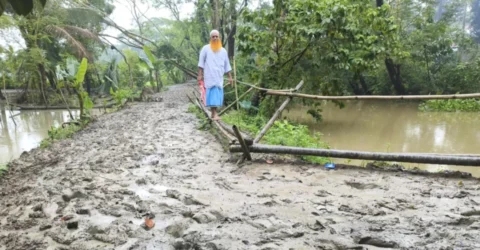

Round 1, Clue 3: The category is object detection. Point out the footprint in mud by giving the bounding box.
[345,181,380,190]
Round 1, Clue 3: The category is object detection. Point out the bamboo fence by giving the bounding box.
[191,78,480,167]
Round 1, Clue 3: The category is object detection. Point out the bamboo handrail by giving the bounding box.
[233,79,295,92]
[266,91,480,101]
[230,144,480,167]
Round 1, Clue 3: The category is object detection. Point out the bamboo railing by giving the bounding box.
[192,78,480,167]
[266,91,480,101]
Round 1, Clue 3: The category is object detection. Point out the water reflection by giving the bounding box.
[0,106,81,164]
[285,100,480,176]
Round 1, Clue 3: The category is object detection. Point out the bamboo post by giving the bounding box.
[254,80,304,143]
[233,56,239,111]
[229,144,480,166]
[233,125,252,161]
[265,91,480,101]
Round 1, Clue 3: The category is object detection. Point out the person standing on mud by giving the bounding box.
[197,29,233,120]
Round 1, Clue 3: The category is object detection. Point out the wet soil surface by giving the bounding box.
[1,82,480,250]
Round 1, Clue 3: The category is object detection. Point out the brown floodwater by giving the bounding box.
[285,100,480,177]
[0,106,101,165]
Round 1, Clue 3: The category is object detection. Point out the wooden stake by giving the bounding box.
[254,80,304,143]
[230,144,480,166]
[233,125,252,161]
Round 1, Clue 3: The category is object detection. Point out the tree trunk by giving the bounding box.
[384,58,406,95]
[359,74,371,95]
[210,0,220,29]
[85,72,92,95]
[154,70,161,92]
[227,0,237,59]
[47,70,57,90]
[38,64,49,105]
[349,80,362,95]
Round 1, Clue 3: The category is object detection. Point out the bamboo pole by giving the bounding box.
[218,86,255,116]
[233,56,239,111]
[191,90,253,144]
[233,125,252,161]
[191,94,237,142]
[266,91,480,101]
[229,144,480,166]
[235,80,294,92]
[254,80,304,143]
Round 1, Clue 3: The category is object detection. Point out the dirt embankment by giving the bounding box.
[1,83,479,250]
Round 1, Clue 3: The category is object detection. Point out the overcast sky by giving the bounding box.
[0,0,266,51]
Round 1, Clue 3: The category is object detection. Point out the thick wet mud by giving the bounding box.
[1,83,479,250]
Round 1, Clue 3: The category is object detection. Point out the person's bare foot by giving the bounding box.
[212,116,221,121]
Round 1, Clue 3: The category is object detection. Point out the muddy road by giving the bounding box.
[1,83,479,250]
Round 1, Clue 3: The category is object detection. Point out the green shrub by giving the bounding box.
[0,164,7,176]
[222,111,330,164]
[40,123,83,149]
[419,99,480,112]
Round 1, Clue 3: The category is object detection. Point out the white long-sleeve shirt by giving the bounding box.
[198,45,232,89]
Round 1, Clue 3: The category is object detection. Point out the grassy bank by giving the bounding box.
[188,106,330,164]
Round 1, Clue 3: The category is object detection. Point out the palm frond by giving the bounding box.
[61,25,103,44]
[45,25,92,60]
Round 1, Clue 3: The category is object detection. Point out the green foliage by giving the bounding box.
[0,163,7,176]
[222,111,330,164]
[40,123,83,148]
[419,99,480,112]
[109,87,138,106]
[74,58,88,87]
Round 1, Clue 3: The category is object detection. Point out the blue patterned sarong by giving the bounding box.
[206,86,223,107]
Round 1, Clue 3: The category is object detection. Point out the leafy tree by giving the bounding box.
[0,0,46,16]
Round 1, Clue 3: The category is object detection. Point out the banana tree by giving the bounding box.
[143,46,163,92]
[57,57,93,119]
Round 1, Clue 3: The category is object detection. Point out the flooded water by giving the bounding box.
[285,100,480,177]
[0,106,82,165]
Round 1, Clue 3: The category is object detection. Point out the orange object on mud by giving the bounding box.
[145,217,155,229]
[198,80,206,105]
